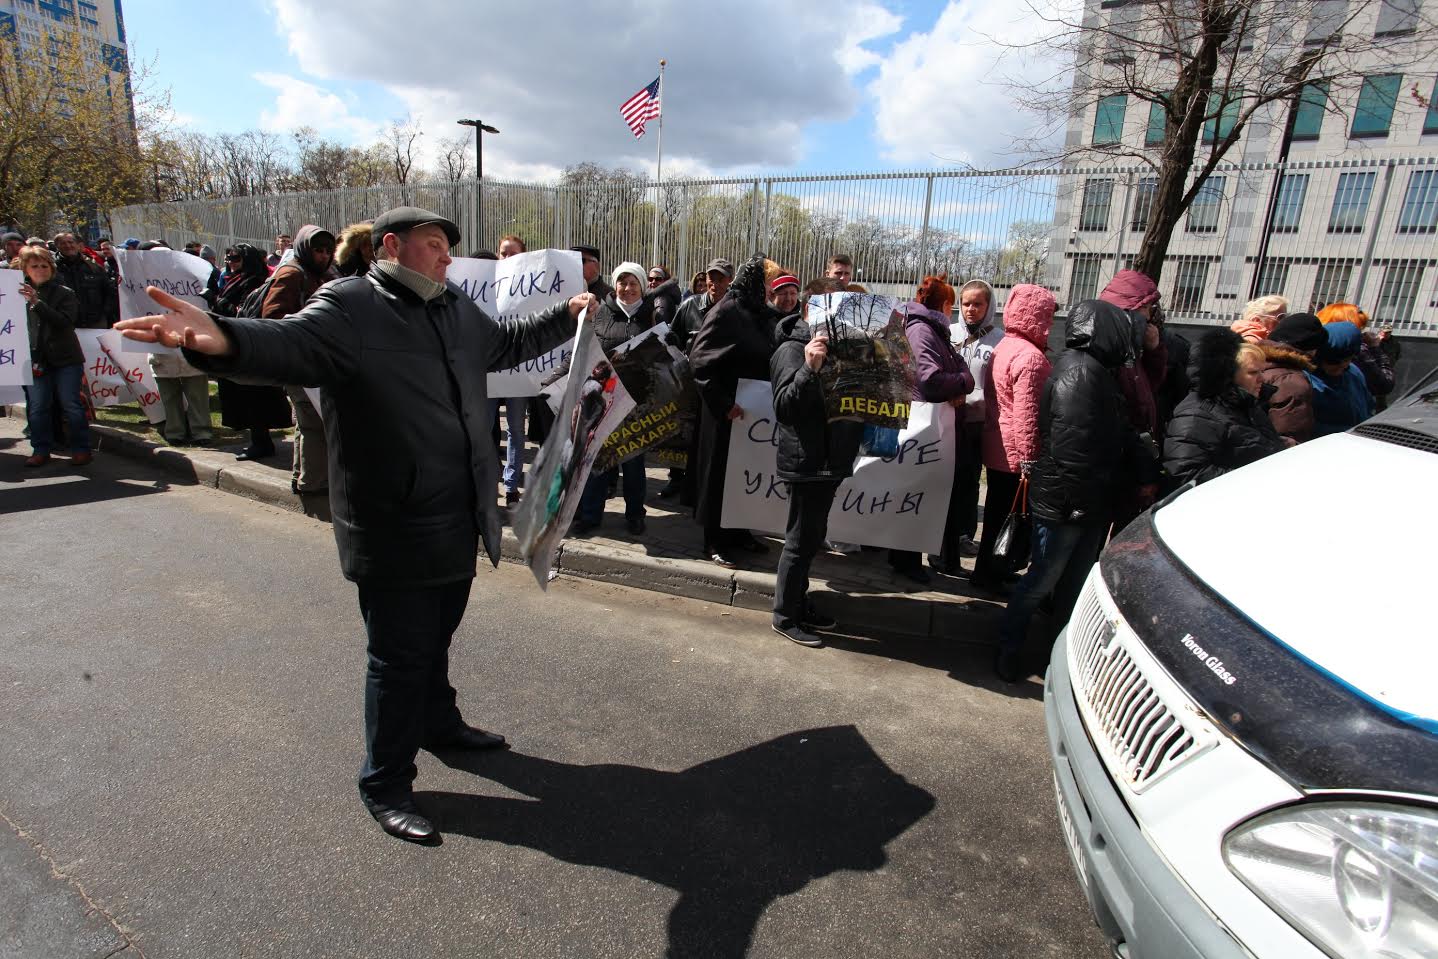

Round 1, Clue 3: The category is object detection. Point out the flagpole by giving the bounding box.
[652,58,665,268]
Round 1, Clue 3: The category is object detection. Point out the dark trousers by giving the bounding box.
[955,424,983,539]
[773,481,839,628]
[998,518,1108,657]
[973,468,1028,583]
[356,578,473,806]
[579,454,647,524]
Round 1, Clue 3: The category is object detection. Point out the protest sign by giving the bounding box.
[592,322,693,474]
[114,249,212,356]
[511,313,635,588]
[804,292,915,430]
[447,249,584,397]
[0,270,32,386]
[0,385,24,405]
[720,378,955,553]
[76,329,165,424]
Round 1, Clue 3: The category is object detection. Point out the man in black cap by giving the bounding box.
[117,205,596,844]
[571,244,613,301]
[659,257,733,499]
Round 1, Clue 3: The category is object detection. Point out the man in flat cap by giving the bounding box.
[118,206,596,844]
[571,244,613,302]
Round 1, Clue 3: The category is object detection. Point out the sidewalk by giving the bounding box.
[8,410,1006,643]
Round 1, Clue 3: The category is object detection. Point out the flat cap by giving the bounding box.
[372,206,460,247]
[570,244,601,261]
[705,257,734,278]
[1,231,23,243]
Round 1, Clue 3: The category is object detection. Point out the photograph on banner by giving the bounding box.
[447,249,584,397]
[720,378,955,554]
[0,269,33,386]
[511,318,635,588]
[113,249,213,356]
[591,322,694,474]
[76,329,166,423]
[803,292,915,430]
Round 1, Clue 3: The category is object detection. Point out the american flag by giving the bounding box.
[620,78,661,139]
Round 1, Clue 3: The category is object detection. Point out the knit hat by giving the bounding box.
[123,237,141,249]
[1318,320,1362,363]
[611,261,646,291]
[1268,312,1326,353]
[769,274,799,294]
[915,275,955,315]
[1099,269,1161,311]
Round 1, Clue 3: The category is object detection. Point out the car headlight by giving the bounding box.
[1224,802,1438,958]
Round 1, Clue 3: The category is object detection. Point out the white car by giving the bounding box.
[1045,382,1438,959]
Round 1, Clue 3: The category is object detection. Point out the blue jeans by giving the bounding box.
[26,363,89,456]
[488,397,527,492]
[356,578,472,806]
[998,517,1108,656]
[579,455,647,524]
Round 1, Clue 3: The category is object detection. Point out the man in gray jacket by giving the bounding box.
[118,207,595,844]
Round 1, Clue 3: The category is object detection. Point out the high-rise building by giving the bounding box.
[1,0,134,129]
[1047,0,1438,331]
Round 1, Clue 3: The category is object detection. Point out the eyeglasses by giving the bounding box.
[648,275,664,282]
[226,254,242,262]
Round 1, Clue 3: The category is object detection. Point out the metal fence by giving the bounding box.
[109,153,1438,334]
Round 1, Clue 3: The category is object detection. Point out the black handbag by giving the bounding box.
[992,476,1029,563]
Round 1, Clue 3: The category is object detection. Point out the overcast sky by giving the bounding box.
[128,0,1063,181]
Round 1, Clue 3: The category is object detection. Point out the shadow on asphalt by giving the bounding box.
[0,447,182,514]
[820,628,1046,702]
[422,725,935,959]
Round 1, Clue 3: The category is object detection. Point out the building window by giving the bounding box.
[1291,82,1328,140]
[1396,170,1438,234]
[1254,261,1290,297]
[1304,0,1346,45]
[1271,174,1309,233]
[1351,75,1401,138]
[1145,96,1168,146]
[1374,261,1425,325]
[1310,261,1354,312]
[1328,172,1376,233]
[1374,0,1419,36]
[1131,178,1157,231]
[1093,95,1127,145]
[1172,260,1209,312]
[1186,176,1225,233]
[1426,78,1438,135]
[1069,255,1104,304]
[1079,178,1114,231]
[1202,92,1242,145]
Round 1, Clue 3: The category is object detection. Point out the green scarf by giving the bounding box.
[372,258,446,302]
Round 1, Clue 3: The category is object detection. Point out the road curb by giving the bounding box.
[8,410,993,641]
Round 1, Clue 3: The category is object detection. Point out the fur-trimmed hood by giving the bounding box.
[1259,339,1315,373]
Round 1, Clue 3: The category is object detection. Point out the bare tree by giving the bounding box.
[1006,0,1436,280]
[436,134,472,183]
[384,116,423,189]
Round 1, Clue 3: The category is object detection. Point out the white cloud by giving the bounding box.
[869,0,1071,167]
[267,0,902,178]
[253,72,382,143]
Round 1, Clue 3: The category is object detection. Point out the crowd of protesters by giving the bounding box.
[6,223,1398,681]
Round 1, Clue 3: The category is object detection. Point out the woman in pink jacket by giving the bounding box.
[972,284,1057,592]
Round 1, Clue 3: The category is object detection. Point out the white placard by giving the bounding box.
[114,249,212,355]
[76,328,165,424]
[720,378,957,553]
[447,249,584,397]
[0,270,33,386]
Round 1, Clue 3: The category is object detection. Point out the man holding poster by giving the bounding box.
[116,206,595,845]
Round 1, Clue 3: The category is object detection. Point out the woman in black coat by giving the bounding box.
[18,245,90,466]
[1162,328,1287,492]
[211,243,292,459]
[687,254,776,567]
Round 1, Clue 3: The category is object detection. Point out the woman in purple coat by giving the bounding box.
[888,275,974,584]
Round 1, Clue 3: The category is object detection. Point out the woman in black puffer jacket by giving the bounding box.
[1162,327,1287,493]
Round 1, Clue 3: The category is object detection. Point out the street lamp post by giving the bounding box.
[456,118,499,247]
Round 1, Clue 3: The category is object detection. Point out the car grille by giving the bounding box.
[1068,575,1205,793]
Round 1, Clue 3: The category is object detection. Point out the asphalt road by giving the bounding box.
[0,421,1106,959]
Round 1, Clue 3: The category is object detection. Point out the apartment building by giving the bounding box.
[1,0,133,126]
[1047,0,1438,331]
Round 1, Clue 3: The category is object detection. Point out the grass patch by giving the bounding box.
[94,380,292,448]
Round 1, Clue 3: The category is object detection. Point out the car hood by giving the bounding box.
[1153,432,1438,731]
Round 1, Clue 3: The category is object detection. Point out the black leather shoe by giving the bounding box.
[235,445,275,462]
[428,725,509,752]
[369,800,439,844]
[657,480,681,499]
[995,649,1025,684]
[894,565,932,586]
[626,516,646,535]
[708,550,739,570]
